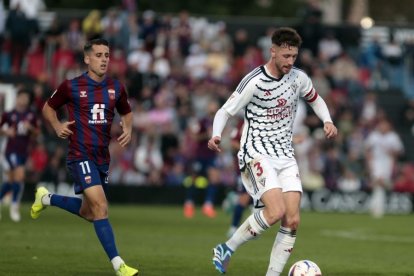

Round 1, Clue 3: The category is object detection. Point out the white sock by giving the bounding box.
[227,210,270,251]
[111,256,124,270]
[266,226,296,276]
[41,193,52,206]
[370,186,386,218]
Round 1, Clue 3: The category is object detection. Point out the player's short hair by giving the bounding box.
[17,88,33,102]
[271,27,302,48]
[84,38,109,53]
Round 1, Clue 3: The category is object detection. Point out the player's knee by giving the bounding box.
[283,216,300,230]
[265,207,285,225]
[90,201,108,219]
[79,208,94,222]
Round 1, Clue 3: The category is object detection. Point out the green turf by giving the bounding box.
[0,204,413,276]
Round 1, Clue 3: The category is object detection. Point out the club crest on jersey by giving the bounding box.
[108,89,115,100]
[85,175,91,184]
[80,90,87,98]
[291,82,298,93]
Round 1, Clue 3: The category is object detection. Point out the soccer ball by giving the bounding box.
[288,260,322,276]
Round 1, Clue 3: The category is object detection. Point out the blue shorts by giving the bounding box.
[192,157,219,175]
[67,160,109,195]
[5,153,27,170]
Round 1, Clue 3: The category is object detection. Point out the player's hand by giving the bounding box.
[5,127,16,138]
[208,136,222,152]
[56,120,75,139]
[117,129,131,147]
[324,122,337,139]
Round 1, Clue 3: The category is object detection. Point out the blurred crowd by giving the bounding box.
[1,0,414,194]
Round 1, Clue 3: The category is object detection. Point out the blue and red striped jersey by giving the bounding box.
[0,109,38,156]
[48,73,131,165]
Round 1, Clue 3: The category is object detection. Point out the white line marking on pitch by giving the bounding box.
[321,230,414,243]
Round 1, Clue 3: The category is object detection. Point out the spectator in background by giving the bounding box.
[65,19,86,55]
[127,40,152,74]
[232,28,250,58]
[140,10,158,52]
[176,10,192,57]
[5,3,33,74]
[51,37,75,87]
[101,7,122,48]
[25,38,47,82]
[318,31,342,61]
[381,36,404,90]
[184,43,207,81]
[82,10,103,40]
[394,163,414,193]
[152,46,171,79]
[365,118,404,218]
[257,27,276,61]
[10,0,45,21]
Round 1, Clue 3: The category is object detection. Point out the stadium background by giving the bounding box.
[0,0,414,213]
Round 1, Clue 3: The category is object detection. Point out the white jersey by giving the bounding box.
[222,65,319,170]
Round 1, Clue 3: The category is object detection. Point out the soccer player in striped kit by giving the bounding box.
[0,89,39,222]
[209,27,337,275]
[31,39,138,276]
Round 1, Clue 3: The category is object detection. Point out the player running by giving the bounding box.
[31,38,138,276]
[0,89,39,222]
[208,27,337,275]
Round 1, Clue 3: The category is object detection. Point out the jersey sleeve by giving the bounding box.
[47,81,71,110]
[116,85,132,115]
[299,73,318,103]
[222,80,255,116]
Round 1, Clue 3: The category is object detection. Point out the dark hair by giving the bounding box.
[271,27,302,48]
[17,88,33,102]
[83,38,109,53]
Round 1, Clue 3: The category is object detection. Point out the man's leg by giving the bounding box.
[213,188,284,273]
[266,191,301,276]
[83,185,138,275]
[31,187,84,219]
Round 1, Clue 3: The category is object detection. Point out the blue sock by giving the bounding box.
[185,185,196,202]
[205,184,218,204]
[93,219,119,260]
[232,204,245,227]
[0,182,12,200]
[11,182,22,203]
[51,195,82,216]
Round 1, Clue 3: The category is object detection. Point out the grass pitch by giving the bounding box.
[0,204,413,276]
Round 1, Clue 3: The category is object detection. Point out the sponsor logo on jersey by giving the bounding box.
[267,106,292,120]
[276,98,287,107]
[80,90,87,98]
[108,89,115,100]
[89,104,108,124]
[264,90,272,96]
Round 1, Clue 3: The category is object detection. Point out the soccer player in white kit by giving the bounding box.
[208,27,337,275]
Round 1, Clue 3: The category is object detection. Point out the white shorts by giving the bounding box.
[240,156,302,207]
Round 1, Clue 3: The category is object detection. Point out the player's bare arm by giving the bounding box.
[208,136,222,153]
[42,102,74,139]
[324,122,338,139]
[117,112,132,147]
